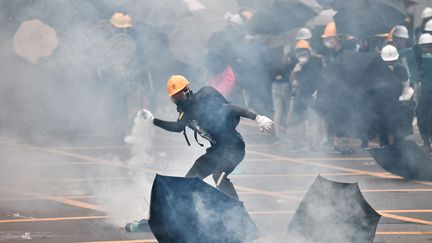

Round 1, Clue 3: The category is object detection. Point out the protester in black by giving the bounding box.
[140,75,273,199]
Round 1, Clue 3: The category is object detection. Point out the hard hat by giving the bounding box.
[381,45,399,62]
[295,28,312,40]
[295,40,311,50]
[425,19,432,32]
[392,25,409,39]
[321,21,337,38]
[167,75,190,96]
[418,33,432,45]
[421,7,432,19]
[110,12,132,29]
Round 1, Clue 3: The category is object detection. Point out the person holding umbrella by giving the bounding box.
[139,75,274,199]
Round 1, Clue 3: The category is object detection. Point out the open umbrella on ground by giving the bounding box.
[368,140,432,180]
[287,176,381,243]
[148,174,259,243]
[247,0,318,35]
[13,19,58,64]
[333,0,406,37]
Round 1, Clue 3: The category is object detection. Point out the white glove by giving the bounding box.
[138,109,154,121]
[293,63,302,73]
[399,87,414,101]
[255,115,274,133]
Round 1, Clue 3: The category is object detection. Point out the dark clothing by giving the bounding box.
[417,89,432,145]
[185,143,245,199]
[376,64,412,146]
[417,55,432,145]
[153,86,256,199]
[293,56,323,120]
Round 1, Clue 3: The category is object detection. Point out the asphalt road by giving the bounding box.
[0,123,431,243]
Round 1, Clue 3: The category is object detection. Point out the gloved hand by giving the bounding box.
[255,115,274,133]
[399,87,414,101]
[138,109,154,121]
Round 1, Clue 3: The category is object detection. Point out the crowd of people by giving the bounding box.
[203,6,432,155]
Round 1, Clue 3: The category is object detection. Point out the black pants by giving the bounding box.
[417,88,432,145]
[185,142,245,200]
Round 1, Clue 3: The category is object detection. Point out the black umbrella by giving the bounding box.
[318,50,399,139]
[148,174,259,243]
[329,0,414,13]
[368,140,432,180]
[333,0,405,37]
[287,176,381,243]
[247,0,317,35]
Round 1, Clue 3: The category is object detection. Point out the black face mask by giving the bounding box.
[173,89,193,109]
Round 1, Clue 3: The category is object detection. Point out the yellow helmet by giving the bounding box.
[167,75,190,96]
[321,21,337,38]
[110,12,132,29]
[295,40,311,50]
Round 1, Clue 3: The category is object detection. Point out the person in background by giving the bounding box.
[97,12,138,133]
[318,21,354,153]
[379,45,414,146]
[416,33,432,153]
[268,45,295,143]
[415,7,432,43]
[289,40,323,152]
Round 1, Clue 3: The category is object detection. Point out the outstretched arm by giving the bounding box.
[223,104,257,120]
[222,104,274,133]
[153,119,186,132]
[139,109,186,132]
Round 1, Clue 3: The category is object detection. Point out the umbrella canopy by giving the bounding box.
[13,19,58,63]
[305,8,336,29]
[288,176,381,243]
[168,12,228,67]
[368,140,432,180]
[247,0,318,35]
[333,0,406,37]
[318,50,399,138]
[148,174,259,243]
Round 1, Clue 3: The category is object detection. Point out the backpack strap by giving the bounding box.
[183,128,191,146]
[194,130,205,147]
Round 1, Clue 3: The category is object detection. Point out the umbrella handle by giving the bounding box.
[216,172,226,187]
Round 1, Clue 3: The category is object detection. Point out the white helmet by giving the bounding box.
[295,28,312,40]
[425,19,432,32]
[393,25,409,39]
[421,7,432,19]
[381,45,399,62]
[418,33,432,45]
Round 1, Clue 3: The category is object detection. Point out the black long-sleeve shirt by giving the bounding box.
[153,103,257,145]
[153,104,256,132]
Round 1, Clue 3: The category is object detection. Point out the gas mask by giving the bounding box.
[296,51,310,64]
[298,56,309,64]
[170,87,192,105]
[323,38,334,49]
